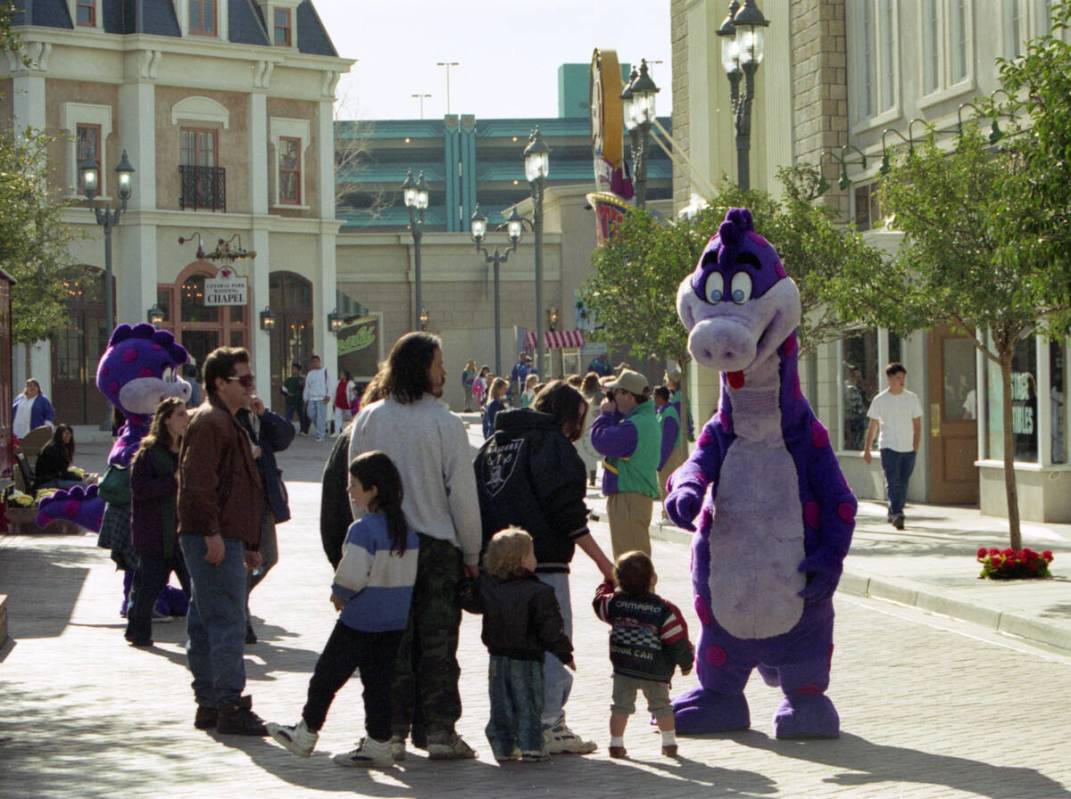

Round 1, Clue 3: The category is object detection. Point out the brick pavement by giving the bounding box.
[1,432,1070,798]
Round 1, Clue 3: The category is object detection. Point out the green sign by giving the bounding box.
[338,321,376,356]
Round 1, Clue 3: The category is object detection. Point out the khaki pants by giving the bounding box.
[607,492,653,559]
[657,445,688,509]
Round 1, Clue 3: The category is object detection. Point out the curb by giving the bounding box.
[648,522,1071,654]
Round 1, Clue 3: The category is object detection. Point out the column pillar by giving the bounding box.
[11,48,51,393]
[249,88,271,398]
[117,76,158,326]
[316,92,339,373]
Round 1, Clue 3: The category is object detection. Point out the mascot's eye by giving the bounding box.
[731,272,753,304]
[705,272,725,304]
[162,367,176,383]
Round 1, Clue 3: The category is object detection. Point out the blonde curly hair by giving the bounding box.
[483,528,534,579]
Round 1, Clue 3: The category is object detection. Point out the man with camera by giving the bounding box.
[590,370,661,558]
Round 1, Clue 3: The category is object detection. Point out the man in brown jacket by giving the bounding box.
[178,346,266,736]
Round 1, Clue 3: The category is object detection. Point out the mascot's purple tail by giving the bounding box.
[665,207,856,739]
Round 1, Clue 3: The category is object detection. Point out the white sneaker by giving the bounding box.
[389,735,407,762]
[544,724,597,754]
[427,734,478,760]
[332,737,394,768]
[266,719,318,757]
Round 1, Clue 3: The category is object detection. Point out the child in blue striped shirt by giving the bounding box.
[267,451,419,768]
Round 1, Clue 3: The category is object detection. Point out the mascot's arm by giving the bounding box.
[664,418,726,531]
[798,439,857,602]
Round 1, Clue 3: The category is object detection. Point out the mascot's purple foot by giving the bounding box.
[673,687,751,734]
[773,693,840,739]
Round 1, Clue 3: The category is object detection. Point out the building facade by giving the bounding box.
[4,0,352,422]
[670,0,1070,521]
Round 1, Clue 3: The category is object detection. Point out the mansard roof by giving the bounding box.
[12,0,341,58]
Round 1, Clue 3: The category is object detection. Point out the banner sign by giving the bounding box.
[589,48,635,246]
[203,272,248,306]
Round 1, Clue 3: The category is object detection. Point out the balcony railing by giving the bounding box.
[179,165,226,212]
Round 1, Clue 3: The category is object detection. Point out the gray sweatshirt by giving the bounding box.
[348,395,482,566]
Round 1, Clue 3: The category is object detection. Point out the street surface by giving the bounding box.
[1,429,1069,798]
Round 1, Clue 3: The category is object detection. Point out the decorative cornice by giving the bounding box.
[138,49,163,80]
[254,60,275,90]
[320,69,340,99]
[6,40,52,73]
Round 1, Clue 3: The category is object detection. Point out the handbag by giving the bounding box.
[98,464,131,506]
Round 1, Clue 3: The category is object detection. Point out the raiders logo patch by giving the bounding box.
[482,438,525,497]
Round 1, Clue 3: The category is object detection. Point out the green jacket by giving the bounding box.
[591,400,661,499]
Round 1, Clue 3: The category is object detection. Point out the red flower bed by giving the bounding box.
[976,547,1054,580]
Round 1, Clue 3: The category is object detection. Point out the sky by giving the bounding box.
[313,0,673,121]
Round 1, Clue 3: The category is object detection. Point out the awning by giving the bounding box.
[525,330,585,350]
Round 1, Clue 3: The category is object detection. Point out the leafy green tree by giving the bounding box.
[581,165,880,400]
[1,5,75,344]
[822,128,1071,550]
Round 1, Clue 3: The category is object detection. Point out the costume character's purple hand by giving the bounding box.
[665,482,703,531]
[797,553,842,602]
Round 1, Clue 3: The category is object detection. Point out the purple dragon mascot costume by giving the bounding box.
[665,208,856,739]
[37,324,192,609]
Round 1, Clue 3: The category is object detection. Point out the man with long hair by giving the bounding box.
[348,332,482,760]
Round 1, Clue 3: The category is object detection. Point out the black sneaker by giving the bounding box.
[194,706,218,730]
[217,700,268,736]
[893,514,905,530]
[245,622,258,645]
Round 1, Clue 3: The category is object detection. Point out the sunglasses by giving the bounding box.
[227,374,256,388]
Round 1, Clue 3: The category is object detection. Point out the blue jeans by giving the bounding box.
[486,655,545,758]
[536,572,572,728]
[880,449,916,517]
[180,534,248,709]
[306,399,327,439]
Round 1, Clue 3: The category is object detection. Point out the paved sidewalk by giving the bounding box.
[650,496,1071,654]
[1,431,1070,798]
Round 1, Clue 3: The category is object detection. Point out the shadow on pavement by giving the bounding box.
[218,734,779,798]
[735,731,1071,799]
[0,544,92,639]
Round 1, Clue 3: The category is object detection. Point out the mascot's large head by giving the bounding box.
[96,323,192,466]
[677,208,801,385]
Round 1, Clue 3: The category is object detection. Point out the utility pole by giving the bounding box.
[436,61,460,115]
[411,93,432,119]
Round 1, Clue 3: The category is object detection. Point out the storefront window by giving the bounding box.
[987,336,1038,462]
[843,330,879,450]
[1052,339,1067,464]
[181,274,219,323]
[943,337,977,420]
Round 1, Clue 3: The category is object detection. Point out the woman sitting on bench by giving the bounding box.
[33,424,84,492]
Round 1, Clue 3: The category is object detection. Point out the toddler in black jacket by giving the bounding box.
[462,528,574,763]
[593,550,694,759]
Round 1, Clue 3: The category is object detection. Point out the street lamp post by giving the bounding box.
[523,128,550,378]
[621,59,660,209]
[717,0,769,191]
[471,205,524,376]
[402,169,429,331]
[81,150,134,429]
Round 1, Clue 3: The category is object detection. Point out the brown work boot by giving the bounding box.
[662,744,679,757]
[194,706,218,730]
[609,745,627,759]
[217,700,268,736]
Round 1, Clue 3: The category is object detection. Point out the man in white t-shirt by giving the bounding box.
[863,362,923,530]
[303,355,330,442]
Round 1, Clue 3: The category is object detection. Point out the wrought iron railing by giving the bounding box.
[179,165,226,212]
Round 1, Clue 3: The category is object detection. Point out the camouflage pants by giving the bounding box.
[391,534,463,742]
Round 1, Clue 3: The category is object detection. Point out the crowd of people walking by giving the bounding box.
[82,331,702,766]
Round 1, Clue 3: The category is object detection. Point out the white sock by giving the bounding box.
[610,735,624,747]
[661,730,676,746]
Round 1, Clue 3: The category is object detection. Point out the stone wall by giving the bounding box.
[789,0,849,218]
[670,0,690,211]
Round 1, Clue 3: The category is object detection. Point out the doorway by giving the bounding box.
[51,266,113,425]
[269,271,314,413]
[927,327,980,505]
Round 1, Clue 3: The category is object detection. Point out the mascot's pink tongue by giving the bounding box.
[728,370,746,389]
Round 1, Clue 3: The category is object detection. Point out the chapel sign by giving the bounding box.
[204,269,248,306]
